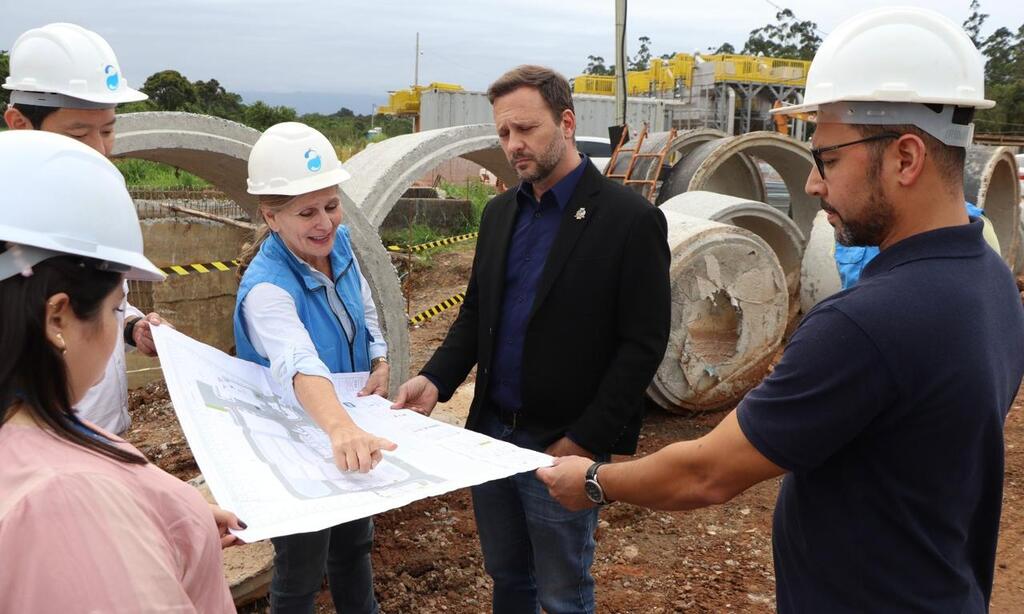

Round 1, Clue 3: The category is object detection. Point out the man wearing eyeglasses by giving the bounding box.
[537,7,1024,612]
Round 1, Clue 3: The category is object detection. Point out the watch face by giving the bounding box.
[584,479,603,504]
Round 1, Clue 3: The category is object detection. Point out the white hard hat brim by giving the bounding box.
[2,82,149,105]
[0,224,165,282]
[771,94,997,119]
[247,166,352,196]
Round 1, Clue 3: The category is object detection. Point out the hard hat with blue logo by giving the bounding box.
[246,122,352,196]
[0,130,164,282]
[3,23,147,109]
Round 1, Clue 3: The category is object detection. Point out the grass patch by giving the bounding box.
[113,158,210,188]
[439,180,497,230]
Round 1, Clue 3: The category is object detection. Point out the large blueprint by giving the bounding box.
[152,326,552,541]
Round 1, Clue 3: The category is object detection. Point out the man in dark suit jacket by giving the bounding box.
[393,65,670,613]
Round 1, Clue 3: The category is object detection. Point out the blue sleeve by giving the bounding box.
[737,305,898,472]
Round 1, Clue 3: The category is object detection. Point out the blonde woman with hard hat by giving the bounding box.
[3,22,170,435]
[539,7,1024,612]
[234,122,394,614]
[0,130,239,612]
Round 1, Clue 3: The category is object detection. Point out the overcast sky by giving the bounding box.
[4,0,1024,113]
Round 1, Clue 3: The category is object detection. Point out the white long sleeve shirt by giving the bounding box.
[74,281,144,434]
[241,255,386,392]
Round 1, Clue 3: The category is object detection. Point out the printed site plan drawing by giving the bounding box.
[152,325,553,541]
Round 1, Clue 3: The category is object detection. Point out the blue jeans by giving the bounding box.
[471,410,602,614]
[269,517,379,614]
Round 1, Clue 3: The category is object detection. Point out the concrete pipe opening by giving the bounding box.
[684,132,819,239]
[112,112,410,392]
[650,212,788,413]
[965,146,1022,266]
[799,211,842,313]
[657,138,765,206]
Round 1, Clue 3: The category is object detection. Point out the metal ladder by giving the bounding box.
[604,123,678,202]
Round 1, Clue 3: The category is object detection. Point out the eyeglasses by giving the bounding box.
[810,132,901,179]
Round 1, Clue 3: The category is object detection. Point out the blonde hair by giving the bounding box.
[236,194,297,280]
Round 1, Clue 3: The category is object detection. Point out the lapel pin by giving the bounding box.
[575,207,587,221]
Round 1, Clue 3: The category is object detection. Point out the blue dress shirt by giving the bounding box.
[489,155,589,412]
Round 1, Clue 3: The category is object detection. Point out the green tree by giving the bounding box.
[742,8,821,60]
[975,21,1024,135]
[583,55,613,76]
[141,70,198,111]
[629,36,652,71]
[963,0,988,48]
[244,101,297,131]
[708,42,736,55]
[0,50,8,107]
[193,78,244,120]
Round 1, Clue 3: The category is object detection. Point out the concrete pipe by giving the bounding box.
[799,211,842,313]
[964,146,1021,266]
[660,191,805,323]
[666,132,819,239]
[649,212,789,413]
[113,112,261,219]
[112,112,410,390]
[340,124,516,228]
[657,137,765,206]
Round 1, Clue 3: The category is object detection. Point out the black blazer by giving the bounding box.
[422,161,671,455]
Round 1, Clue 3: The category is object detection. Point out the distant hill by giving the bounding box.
[238,90,387,115]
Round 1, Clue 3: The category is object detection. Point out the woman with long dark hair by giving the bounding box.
[0,130,238,612]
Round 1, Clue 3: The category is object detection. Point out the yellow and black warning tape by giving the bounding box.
[155,231,480,276]
[409,292,465,326]
[160,259,241,276]
[387,232,478,254]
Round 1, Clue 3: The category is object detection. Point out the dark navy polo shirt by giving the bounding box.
[738,219,1024,612]
[489,155,588,413]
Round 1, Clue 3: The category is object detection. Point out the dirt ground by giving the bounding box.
[124,244,1024,613]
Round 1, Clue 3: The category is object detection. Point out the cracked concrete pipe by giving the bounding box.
[799,211,842,313]
[662,132,819,239]
[964,146,1021,266]
[607,129,730,195]
[660,191,805,323]
[648,212,788,413]
[112,112,409,391]
[340,124,516,228]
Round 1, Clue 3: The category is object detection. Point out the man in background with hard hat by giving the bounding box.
[3,23,168,434]
[538,7,1024,611]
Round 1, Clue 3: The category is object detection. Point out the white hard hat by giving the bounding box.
[3,23,147,108]
[247,122,352,196]
[773,7,993,145]
[0,131,164,283]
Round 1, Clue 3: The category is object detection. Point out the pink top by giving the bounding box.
[0,421,236,613]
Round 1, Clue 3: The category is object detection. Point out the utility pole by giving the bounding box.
[614,0,627,127]
[414,32,420,88]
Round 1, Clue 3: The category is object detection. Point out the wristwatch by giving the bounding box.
[584,461,612,505]
[123,316,142,347]
[370,356,389,371]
